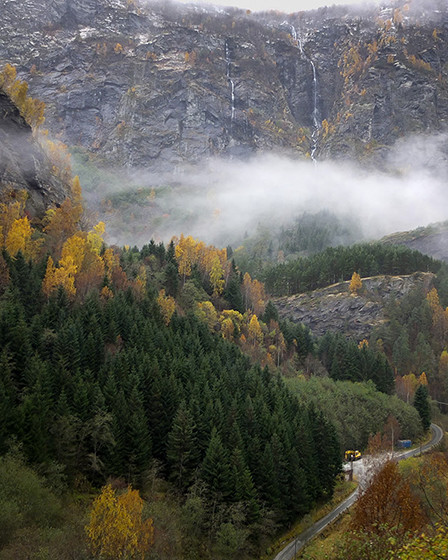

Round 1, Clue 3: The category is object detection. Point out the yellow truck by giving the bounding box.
[344,449,361,462]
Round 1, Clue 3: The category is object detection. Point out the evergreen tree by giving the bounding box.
[167,400,198,491]
[200,428,232,502]
[0,350,17,453]
[309,407,341,498]
[125,386,152,483]
[230,448,260,522]
[164,262,179,297]
[223,261,243,312]
[414,384,431,431]
[262,300,279,324]
[257,442,281,509]
[19,373,53,464]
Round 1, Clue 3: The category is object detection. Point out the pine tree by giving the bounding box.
[0,350,17,453]
[262,300,279,324]
[166,400,198,491]
[200,428,232,502]
[19,371,53,464]
[414,384,431,431]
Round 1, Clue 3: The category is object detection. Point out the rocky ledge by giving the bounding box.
[274,272,435,339]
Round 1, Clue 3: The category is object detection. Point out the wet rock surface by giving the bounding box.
[0,0,447,170]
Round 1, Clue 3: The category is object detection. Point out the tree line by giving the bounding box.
[262,243,440,296]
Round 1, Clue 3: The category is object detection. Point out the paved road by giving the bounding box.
[273,423,444,560]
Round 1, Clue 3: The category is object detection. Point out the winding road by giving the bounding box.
[273,423,444,560]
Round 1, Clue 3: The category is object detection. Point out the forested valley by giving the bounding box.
[1,34,448,560]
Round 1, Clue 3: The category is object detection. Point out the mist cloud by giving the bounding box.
[91,133,448,250]
[171,0,381,14]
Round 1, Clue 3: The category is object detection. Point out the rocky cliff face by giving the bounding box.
[274,272,434,339]
[0,91,68,216]
[0,0,447,170]
[382,222,448,262]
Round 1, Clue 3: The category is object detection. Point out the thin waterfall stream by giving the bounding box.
[225,40,236,125]
[283,22,321,161]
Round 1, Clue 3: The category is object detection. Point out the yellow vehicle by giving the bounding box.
[344,450,361,462]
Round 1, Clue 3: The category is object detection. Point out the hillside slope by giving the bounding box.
[382,222,448,262]
[275,272,435,339]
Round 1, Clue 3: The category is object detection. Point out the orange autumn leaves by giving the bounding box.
[349,451,448,559]
[353,460,424,536]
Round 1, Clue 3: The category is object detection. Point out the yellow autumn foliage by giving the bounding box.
[157,289,176,325]
[174,234,228,291]
[248,314,263,346]
[209,254,225,295]
[61,234,86,271]
[0,63,45,129]
[349,271,362,294]
[85,484,154,560]
[5,216,32,256]
[397,524,448,559]
[87,222,106,254]
[42,255,77,297]
[196,301,218,330]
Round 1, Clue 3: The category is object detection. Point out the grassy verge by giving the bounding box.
[262,477,357,560]
[296,508,353,560]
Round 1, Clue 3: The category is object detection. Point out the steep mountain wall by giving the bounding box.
[0,91,68,216]
[0,0,447,170]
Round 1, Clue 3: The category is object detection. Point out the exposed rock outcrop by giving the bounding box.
[274,272,434,339]
[382,222,448,262]
[0,91,68,216]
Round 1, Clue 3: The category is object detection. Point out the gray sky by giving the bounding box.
[176,0,373,13]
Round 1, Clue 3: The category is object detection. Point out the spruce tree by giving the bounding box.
[167,400,198,491]
[261,300,279,324]
[223,261,243,312]
[230,448,260,522]
[0,350,17,454]
[200,428,232,502]
[414,384,431,431]
[125,386,152,483]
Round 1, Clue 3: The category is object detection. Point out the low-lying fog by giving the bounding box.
[79,133,448,249]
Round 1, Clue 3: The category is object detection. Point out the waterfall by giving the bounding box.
[225,40,235,123]
[309,59,321,161]
[283,22,321,161]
